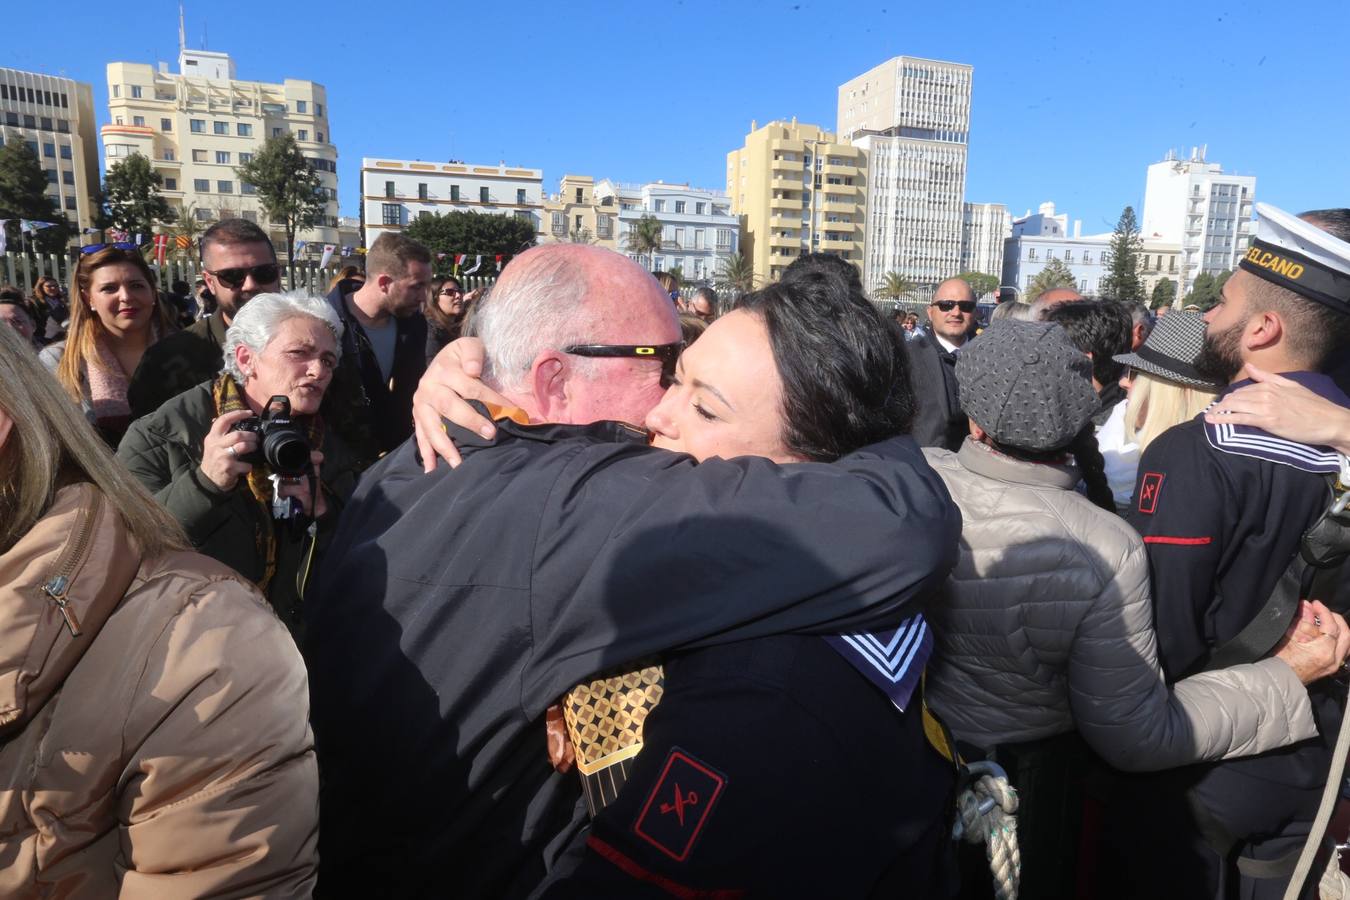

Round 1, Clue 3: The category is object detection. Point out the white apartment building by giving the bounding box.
[960,202,1009,285]
[0,67,100,237]
[1001,202,1110,297]
[104,48,340,251]
[1141,147,1255,295]
[610,182,739,284]
[839,56,973,296]
[360,158,543,247]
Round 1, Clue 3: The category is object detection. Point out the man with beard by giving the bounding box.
[1102,204,1350,899]
[128,219,281,417]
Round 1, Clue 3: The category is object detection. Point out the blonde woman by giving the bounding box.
[1097,311,1221,508]
[0,322,318,896]
[38,245,177,445]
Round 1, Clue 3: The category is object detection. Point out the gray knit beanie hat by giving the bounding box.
[955,320,1098,452]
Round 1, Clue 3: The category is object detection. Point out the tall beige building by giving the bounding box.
[539,175,620,249]
[104,47,339,253]
[1,67,100,238]
[838,56,973,295]
[726,119,865,284]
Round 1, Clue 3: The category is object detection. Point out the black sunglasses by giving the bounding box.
[204,263,282,289]
[80,242,139,254]
[563,342,685,384]
[931,300,977,313]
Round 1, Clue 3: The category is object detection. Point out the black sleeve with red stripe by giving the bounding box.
[1127,423,1231,681]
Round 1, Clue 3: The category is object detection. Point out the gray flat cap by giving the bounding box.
[956,321,1098,452]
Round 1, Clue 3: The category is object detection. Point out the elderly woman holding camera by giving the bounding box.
[117,292,360,638]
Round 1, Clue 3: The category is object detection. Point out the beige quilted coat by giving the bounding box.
[0,483,317,897]
[923,439,1317,771]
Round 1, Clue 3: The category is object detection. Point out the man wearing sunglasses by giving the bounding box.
[128,219,281,418]
[907,277,979,451]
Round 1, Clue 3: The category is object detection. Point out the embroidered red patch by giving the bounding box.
[1138,472,1165,515]
[634,748,727,862]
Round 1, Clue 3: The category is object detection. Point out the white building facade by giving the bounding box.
[103,49,340,250]
[838,56,973,296]
[1,67,100,237]
[612,182,739,284]
[1002,203,1110,297]
[360,158,543,248]
[960,202,1009,285]
[1141,148,1255,295]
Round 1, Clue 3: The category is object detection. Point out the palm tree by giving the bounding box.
[168,203,204,261]
[627,215,664,271]
[874,271,916,301]
[715,253,756,298]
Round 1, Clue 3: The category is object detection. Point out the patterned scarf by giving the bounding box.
[211,374,325,593]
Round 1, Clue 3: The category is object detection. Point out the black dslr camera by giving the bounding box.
[235,395,311,477]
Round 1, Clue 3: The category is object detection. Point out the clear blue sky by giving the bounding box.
[10,0,1349,233]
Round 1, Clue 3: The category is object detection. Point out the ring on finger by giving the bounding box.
[227,444,238,459]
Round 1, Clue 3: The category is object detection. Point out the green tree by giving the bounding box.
[235,134,325,283]
[102,152,176,241]
[714,252,756,297]
[1181,269,1230,310]
[666,265,685,287]
[1100,205,1146,303]
[874,270,916,300]
[1150,277,1177,310]
[955,271,1000,300]
[168,203,205,260]
[404,210,536,275]
[1026,257,1079,301]
[0,133,71,253]
[627,214,664,271]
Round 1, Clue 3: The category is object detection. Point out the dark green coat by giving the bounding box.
[116,382,360,637]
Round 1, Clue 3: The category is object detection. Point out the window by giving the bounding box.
[239,152,252,164]
[673,227,684,247]
[215,151,230,164]
[62,170,74,185]
[65,196,77,210]
[381,203,401,226]
[195,207,214,222]
[694,229,704,249]
[575,215,583,231]
[60,144,72,160]
[40,116,53,130]
[57,118,69,133]
[1082,252,1092,264]
[653,199,665,212]
[450,185,460,202]
[42,142,55,158]
[517,188,526,204]
[385,181,395,198]
[241,182,256,195]
[45,169,57,184]
[296,100,308,113]
[315,103,323,116]
[418,182,428,200]
[1064,250,1073,263]
[480,187,489,203]
[112,85,120,98]
[317,132,324,143]
[192,149,207,162]
[716,228,733,249]
[190,119,205,133]
[575,187,584,203]
[515,210,533,224]
[193,178,210,192]
[675,201,686,214]
[1028,248,1037,260]
[298,129,308,141]
[271,127,282,137]
[165,177,177,190]
[213,121,228,135]
[597,215,613,238]
[24,115,36,128]
[131,85,142,98]
[551,211,565,234]
[237,123,253,137]
[418,210,432,221]
[4,112,15,126]
[696,202,706,215]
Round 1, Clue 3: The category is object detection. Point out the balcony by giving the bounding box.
[819,238,856,251]
[819,201,856,214]
[770,195,803,211]
[770,177,800,192]
[769,232,799,249]
[821,163,858,177]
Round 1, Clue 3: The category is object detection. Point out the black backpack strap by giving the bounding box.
[1202,475,1350,672]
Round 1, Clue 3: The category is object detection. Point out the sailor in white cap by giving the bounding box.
[1099,205,1350,900]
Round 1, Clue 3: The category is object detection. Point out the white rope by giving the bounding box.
[953,762,1021,900]
[1320,848,1350,900]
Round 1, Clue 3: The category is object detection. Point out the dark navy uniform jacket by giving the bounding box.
[533,633,956,899]
[304,412,960,898]
[1127,372,1349,834]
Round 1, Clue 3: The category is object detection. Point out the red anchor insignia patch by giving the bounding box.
[633,748,727,862]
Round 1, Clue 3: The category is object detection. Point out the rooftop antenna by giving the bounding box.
[178,3,186,54]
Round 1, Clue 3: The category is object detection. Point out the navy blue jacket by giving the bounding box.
[305,413,960,898]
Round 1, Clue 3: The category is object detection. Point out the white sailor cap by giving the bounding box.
[1240,203,1350,315]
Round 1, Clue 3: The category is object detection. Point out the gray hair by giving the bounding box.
[473,254,598,391]
[222,291,344,381]
[991,301,1036,322]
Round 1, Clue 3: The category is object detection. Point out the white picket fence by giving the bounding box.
[1,252,496,296]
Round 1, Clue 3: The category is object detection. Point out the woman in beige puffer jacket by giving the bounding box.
[0,323,317,897]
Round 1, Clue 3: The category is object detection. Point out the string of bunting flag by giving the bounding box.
[434,252,505,276]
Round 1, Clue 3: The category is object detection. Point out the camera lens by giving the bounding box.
[264,428,311,476]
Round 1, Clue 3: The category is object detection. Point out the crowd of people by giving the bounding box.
[0,202,1347,899]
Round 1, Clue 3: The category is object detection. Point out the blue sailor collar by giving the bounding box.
[824,614,932,712]
[1204,372,1350,474]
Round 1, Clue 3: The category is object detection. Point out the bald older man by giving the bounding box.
[305,245,959,898]
[908,276,978,450]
